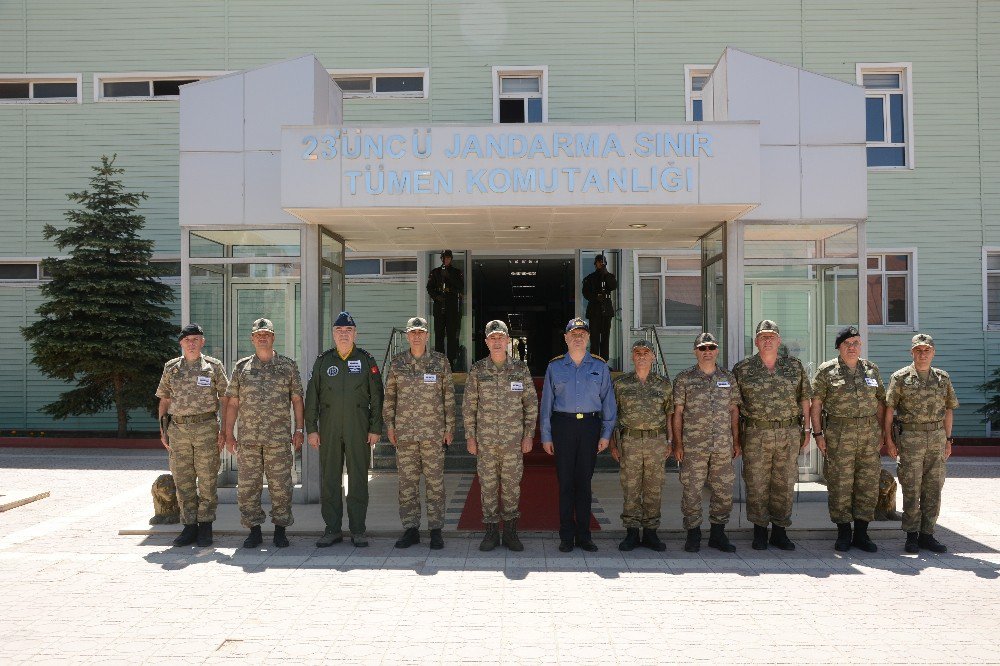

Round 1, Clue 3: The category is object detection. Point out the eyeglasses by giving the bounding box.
[696,345,718,351]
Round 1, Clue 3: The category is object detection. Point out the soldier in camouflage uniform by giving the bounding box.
[884,333,959,554]
[156,323,229,547]
[810,326,885,553]
[672,332,741,553]
[223,318,304,549]
[463,320,538,552]
[733,320,812,551]
[383,316,456,550]
[610,339,672,552]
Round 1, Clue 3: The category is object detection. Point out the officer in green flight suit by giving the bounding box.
[305,311,385,547]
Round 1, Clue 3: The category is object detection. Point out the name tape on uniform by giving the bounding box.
[423,373,437,383]
[510,381,524,392]
[196,375,212,387]
[347,360,362,373]
[865,377,878,387]
[717,380,731,388]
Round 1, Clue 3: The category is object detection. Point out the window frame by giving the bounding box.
[866,248,918,331]
[684,65,713,122]
[632,251,703,330]
[0,74,82,105]
[856,62,915,170]
[94,72,228,102]
[492,65,548,124]
[327,68,429,100]
[982,247,1000,330]
[344,254,419,281]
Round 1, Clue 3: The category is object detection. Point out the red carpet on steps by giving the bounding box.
[456,465,600,531]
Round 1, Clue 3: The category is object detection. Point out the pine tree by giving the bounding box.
[22,155,177,437]
[977,367,1000,430]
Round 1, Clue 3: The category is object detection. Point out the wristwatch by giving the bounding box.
[812,431,824,438]
[294,428,304,434]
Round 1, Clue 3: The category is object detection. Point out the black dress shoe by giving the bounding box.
[576,538,598,552]
[558,539,574,553]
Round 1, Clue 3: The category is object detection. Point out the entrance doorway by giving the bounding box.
[470,256,576,375]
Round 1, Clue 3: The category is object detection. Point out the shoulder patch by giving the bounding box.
[164,357,182,369]
[934,367,950,378]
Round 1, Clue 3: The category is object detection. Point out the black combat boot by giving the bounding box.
[429,529,444,550]
[173,524,198,547]
[834,523,853,552]
[708,523,736,553]
[502,518,524,552]
[479,523,500,552]
[904,531,920,553]
[243,525,263,549]
[751,524,769,550]
[918,532,947,553]
[642,528,667,552]
[852,520,877,552]
[618,528,641,552]
[395,527,420,549]
[273,526,289,548]
[196,521,213,547]
[684,527,702,553]
[769,524,795,551]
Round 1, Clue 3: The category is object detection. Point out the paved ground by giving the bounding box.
[1,448,998,664]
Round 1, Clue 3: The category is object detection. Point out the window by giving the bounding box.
[985,250,1000,328]
[95,72,224,101]
[0,75,81,104]
[685,65,712,122]
[867,252,915,327]
[857,63,914,168]
[0,263,39,280]
[346,257,417,277]
[492,66,547,123]
[636,254,702,328]
[328,69,428,99]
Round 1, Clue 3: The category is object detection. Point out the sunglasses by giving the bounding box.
[696,345,718,351]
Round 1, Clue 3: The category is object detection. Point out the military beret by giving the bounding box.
[334,311,356,327]
[178,323,204,341]
[694,332,719,348]
[485,320,509,337]
[441,249,453,259]
[835,325,860,349]
[565,317,590,333]
[911,333,934,349]
[251,318,274,334]
[755,319,780,336]
[594,254,606,265]
[405,316,429,332]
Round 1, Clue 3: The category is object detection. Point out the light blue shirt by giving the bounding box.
[540,352,617,442]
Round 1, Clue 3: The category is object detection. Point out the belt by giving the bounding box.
[171,411,217,425]
[826,414,879,426]
[745,417,799,429]
[553,411,601,420]
[620,426,666,437]
[899,420,944,432]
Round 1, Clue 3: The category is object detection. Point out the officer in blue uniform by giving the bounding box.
[540,317,617,552]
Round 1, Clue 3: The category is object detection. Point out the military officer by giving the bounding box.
[383,316,456,550]
[671,332,741,553]
[610,339,672,552]
[223,318,304,549]
[810,325,885,553]
[426,249,464,369]
[581,254,618,361]
[305,311,384,548]
[540,318,617,553]
[884,333,958,553]
[155,324,228,547]
[463,320,538,552]
[733,320,812,551]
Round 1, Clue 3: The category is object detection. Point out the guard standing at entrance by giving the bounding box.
[426,249,464,370]
[305,311,384,548]
[582,254,617,362]
[540,317,617,553]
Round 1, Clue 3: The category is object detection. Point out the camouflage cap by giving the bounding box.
[911,333,934,349]
[251,318,274,334]
[485,320,509,337]
[565,317,590,332]
[693,332,719,348]
[755,319,780,337]
[405,316,429,332]
[334,311,356,327]
[178,323,204,341]
[631,339,654,352]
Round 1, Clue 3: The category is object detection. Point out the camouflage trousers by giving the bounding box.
[618,433,668,529]
[824,420,881,524]
[679,438,735,530]
[897,429,946,534]
[237,439,294,529]
[477,441,523,523]
[396,440,446,530]
[167,420,221,524]
[741,426,799,528]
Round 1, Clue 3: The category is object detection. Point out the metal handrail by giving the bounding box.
[380,327,408,383]
[629,325,670,381]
